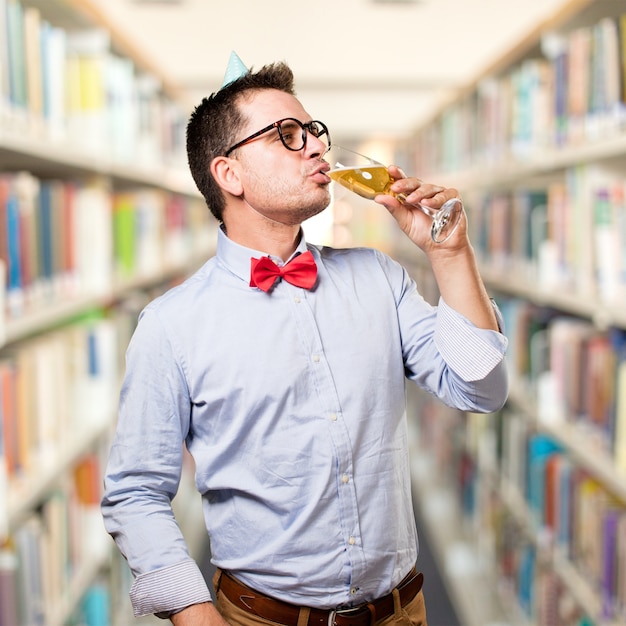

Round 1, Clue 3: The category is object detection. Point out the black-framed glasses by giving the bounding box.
[224,117,331,157]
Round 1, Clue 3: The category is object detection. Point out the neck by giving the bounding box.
[223,197,302,262]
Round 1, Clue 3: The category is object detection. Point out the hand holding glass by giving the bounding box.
[324,146,462,243]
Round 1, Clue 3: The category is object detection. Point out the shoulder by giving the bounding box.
[309,243,405,279]
[309,243,392,266]
[143,257,219,318]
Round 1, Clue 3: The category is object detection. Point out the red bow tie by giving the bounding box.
[250,250,317,292]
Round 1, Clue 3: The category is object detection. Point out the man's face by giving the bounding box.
[231,89,331,226]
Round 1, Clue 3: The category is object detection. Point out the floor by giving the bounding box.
[412,505,461,626]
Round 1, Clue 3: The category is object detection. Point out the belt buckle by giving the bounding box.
[327,605,363,626]
[327,609,337,626]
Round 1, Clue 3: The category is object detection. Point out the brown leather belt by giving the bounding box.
[218,568,424,626]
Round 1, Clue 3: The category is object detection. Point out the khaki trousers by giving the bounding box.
[212,571,428,626]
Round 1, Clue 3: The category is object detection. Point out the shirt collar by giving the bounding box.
[216,225,311,283]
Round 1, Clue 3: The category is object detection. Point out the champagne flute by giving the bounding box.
[324,145,463,243]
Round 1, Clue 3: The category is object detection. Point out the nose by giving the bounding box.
[305,131,328,158]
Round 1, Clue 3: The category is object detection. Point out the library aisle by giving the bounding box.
[2,0,626,625]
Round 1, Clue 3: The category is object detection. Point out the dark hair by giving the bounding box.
[186,62,296,221]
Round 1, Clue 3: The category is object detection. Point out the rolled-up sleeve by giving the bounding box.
[101,307,212,617]
[434,297,507,382]
[130,558,211,618]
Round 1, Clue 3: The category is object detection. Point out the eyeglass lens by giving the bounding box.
[279,119,329,151]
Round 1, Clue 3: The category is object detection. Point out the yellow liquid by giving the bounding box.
[329,165,392,201]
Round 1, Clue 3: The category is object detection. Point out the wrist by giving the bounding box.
[170,602,225,626]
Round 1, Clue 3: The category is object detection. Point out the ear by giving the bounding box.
[210,156,244,197]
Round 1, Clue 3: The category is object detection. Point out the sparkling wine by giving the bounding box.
[328,165,393,201]
[325,145,463,243]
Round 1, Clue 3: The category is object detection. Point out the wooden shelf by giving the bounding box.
[507,386,626,503]
[4,417,110,533]
[0,125,198,196]
[0,0,210,622]
[2,255,212,348]
[479,266,626,330]
[406,2,626,623]
[496,476,623,626]
[406,394,515,626]
[440,132,626,193]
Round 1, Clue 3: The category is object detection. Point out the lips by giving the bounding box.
[309,162,331,184]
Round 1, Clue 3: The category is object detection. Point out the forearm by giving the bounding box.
[429,243,499,332]
[171,602,229,626]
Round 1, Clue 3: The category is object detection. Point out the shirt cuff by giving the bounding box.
[434,297,507,382]
[129,557,212,617]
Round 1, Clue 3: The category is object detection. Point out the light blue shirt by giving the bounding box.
[102,227,508,617]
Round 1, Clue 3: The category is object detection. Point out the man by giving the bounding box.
[101,56,508,626]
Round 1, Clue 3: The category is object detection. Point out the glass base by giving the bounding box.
[431,198,463,243]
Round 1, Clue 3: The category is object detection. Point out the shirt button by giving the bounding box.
[294,296,301,304]
[312,354,320,363]
[350,588,358,595]
[342,474,349,484]
[348,536,356,545]
[330,413,338,422]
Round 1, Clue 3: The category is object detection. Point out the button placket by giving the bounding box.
[289,284,366,581]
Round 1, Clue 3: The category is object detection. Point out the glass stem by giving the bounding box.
[395,192,438,219]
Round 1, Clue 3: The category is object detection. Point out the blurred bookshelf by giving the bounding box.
[399,0,626,625]
[0,0,215,624]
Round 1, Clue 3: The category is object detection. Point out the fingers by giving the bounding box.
[386,165,459,208]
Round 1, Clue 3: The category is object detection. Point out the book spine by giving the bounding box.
[5,180,23,317]
[601,509,620,619]
[0,546,19,626]
[6,0,27,112]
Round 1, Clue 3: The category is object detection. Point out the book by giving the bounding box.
[73,454,109,563]
[567,26,591,144]
[510,58,552,159]
[14,515,45,625]
[5,176,23,317]
[22,5,42,125]
[618,513,626,619]
[0,368,7,537]
[501,409,528,495]
[601,508,622,619]
[545,181,571,289]
[0,0,9,119]
[543,452,562,535]
[40,20,67,139]
[583,333,615,447]
[106,54,136,164]
[0,359,17,479]
[549,33,569,147]
[73,181,113,296]
[0,258,5,346]
[512,189,547,279]
[80,582,110,626]
[592,185,621,302]
[548,316,595,423]
[65,28,110,151]
[527,434,562,526]
[112,192,136,278]
[37,178,55,300]
[614,352,626,474]
[134,189,165,277]
[566,165,597,297]
[574,477,606,585]
[5,0,27,112]
[0,545,19,626]
[556,456,573,553]
[517,543,536,615]
[588,17,623,138]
